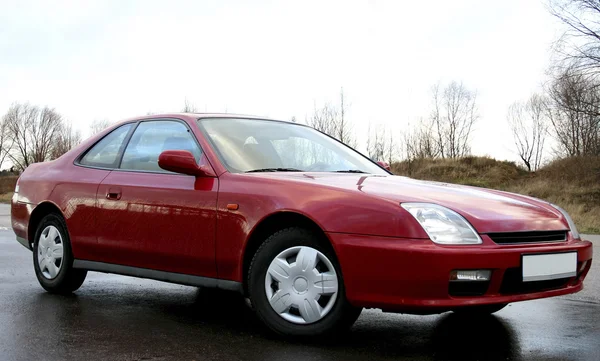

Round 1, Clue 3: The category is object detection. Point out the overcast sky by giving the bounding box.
[0,0,563,161]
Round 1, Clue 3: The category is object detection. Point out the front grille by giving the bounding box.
[487,230,567,245]
[499,267,571,294]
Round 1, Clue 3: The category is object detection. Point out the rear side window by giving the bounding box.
[79,124,133,168]
[119,121,201,172]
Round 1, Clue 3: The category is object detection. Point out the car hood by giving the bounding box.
[257,173,568,233]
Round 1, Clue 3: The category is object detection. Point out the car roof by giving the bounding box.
[127,112,284,121]
[111,113,299,128]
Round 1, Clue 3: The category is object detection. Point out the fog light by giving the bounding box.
[450,270,491,281]
[579,261,588,273]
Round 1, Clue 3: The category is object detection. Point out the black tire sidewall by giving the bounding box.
[32,213,76,291]
[249,227,359,337]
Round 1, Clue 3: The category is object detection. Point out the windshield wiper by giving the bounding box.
[335,169,366,173]
[246,167,304,173]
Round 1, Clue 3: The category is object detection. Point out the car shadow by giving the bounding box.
[28,286,520,361]
[430,313,520,360]
[322,311,519,361]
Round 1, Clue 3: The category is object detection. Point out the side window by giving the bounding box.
[120,121,202,172]
[79,124,133,168]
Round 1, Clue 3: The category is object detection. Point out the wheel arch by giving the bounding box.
[241,210,335,295]
[28,201,65,243]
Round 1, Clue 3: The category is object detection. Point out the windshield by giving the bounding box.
[198,118,388,174]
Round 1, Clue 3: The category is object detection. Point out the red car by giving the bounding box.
[11,114,593,337]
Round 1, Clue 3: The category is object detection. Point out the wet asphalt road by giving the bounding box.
[0,204,599,361]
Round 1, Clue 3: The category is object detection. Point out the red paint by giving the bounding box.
[158,150,216,177]
[329,232,592,310]
[11,113,594,311]
[94,171,218,276]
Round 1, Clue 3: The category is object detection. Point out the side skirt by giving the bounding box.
[72,260,242,293]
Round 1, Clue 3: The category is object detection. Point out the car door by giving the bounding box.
[95,119,218,278]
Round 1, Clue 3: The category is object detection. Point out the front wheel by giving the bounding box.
[32,213,87,294]
[248,227,362,337]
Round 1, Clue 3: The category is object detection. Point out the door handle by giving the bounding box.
[106,188,121,200]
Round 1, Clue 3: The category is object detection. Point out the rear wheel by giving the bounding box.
[33,213,87,294]
[453,303,508,316]
[248,227,362,337]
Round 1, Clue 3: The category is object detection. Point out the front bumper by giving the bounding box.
[328,232,593,312]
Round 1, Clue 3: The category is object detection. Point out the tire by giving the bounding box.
[248,227,362,338]
[32,213,87,294]
[453,303,507,316]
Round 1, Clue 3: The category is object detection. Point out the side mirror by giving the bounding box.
[158,150,208,176]
[377,161,391,171]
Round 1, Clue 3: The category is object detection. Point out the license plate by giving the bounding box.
[522,252,577,282]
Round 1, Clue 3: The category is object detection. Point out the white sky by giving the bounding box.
[0,0,563,161]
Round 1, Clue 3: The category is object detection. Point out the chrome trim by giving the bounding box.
[72,260,242,292]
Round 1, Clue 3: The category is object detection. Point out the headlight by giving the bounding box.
[550,204,580,239]
[401,203,482,245]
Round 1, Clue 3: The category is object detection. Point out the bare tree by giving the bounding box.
[367,122,395,162]
[3,103,64,170]
[430,81,479,158]
[0,116,14,170]
[308,103,338,138]
[402,119,439,160]
[3,103,34,170]
[384,130,396,166]
[89,119,111,136]
[182,98,198,113]
[546,66,600,155]
[308,89,357,148]
[549,0,600,78]
[26,106,63,165]
[545,2,600,156]
[431,84,445,158]
[507,94,549,171]
[335,88,356,147]
[51,122,82,160]
[366,122,382,160]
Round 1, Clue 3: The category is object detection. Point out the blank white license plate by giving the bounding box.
[522,252,577,282]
